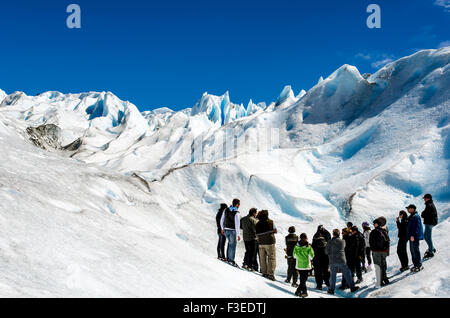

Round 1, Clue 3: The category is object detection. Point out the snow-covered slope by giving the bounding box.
[0,47,449,297]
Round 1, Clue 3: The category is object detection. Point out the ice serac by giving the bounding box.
[190,91,247,125]
[246,99,266,115]
[0,89,6,104]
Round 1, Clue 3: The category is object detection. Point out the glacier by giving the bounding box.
[0,47,449,297]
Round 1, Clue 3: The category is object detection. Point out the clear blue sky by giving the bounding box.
[0,0,448,111]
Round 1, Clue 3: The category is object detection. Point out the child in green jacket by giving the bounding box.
[293,233,315,297]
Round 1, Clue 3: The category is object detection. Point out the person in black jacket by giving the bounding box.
[370,218,390,288]
[284,226,299,287]
[216,203,228,260]
[347,226,365,284]
[421,194,438,259]
[396,210,409,271]
[312,227,330,290]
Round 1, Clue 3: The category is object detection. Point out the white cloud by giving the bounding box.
[434,0,450,12]
[371,58,395,69]
[438,40,450,48]
[355,53,372,60]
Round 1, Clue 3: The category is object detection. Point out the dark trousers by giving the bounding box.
[217,233,226,259]
[348,257,362,280]
[397,239,409,268]
[243,240,258,270]
[296,270,309,294]
[286,257,298,283]
[313,256,329,288]
[410,240,422,267]
[364,247,372,266]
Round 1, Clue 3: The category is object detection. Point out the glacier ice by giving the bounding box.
[0,48,449,297]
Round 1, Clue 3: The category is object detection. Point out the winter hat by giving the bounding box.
[373,217,386,227]
[362,222,370,228]
[288,226,296,234]
[423,194,432,200]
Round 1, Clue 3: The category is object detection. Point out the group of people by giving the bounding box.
[215,194,439,297]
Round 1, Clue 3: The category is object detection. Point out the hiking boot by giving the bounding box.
[400,266,409,272]
[266,275,276,281]
[300,292,308,298]
[327,289,335,295]
[284,279,290,284]
[423,252,434,259]
[411,266,424,272]
[350,286,360,293]
[292,282,299,288]
[316,285,323,290]
[294,290,301,297]
[338,285,347,290]
[355,278,363,284]
[362,267,368,273]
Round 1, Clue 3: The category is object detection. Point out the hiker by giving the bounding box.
[293,233,315,298]
[407,204,424,272]
[325,229,360,295]
[220,199,241,267]
[421,194,438,259]
[361,222,372,272]
[396,210,410,272]
[370,217,390,288]
[240,208,259,271]
[312,226,330,290]
[340,227,352,289]
[316,224,331,242]
[348,226,365,284]
[255,210,277,281]
[216,203,228,260]
[284,226,299,287]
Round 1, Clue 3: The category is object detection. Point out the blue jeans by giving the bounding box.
[329,264,355,290]
[424,224,435,254]
[410,239,422,267]
[224,229,237,263]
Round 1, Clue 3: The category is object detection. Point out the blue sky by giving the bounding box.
[0,0,448,111]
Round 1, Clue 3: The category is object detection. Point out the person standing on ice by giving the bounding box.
[396,211,410,272]
[240,208,259,271]
[325,229,360,295]
[220,199,241,267]
[348,226,365,284]
[284,226,299,287]
[370,217,390,288]
[407,204,424,272]
[255,210,277,281]
[216,203,228,261]
[361,222,372,272]
[421,194,438,259]
[312,225,330,290]
[293,233,315,298]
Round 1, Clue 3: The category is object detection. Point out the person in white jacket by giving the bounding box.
[362,222,372,272]
[220,199,241,267]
